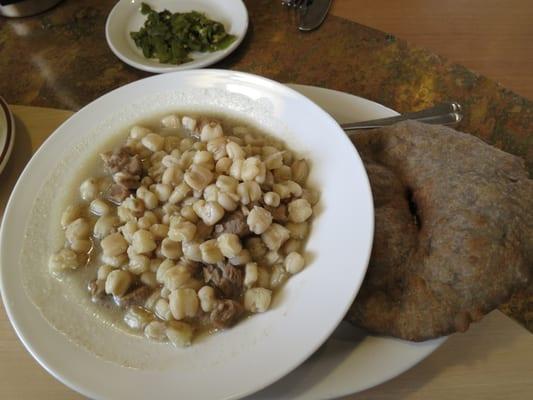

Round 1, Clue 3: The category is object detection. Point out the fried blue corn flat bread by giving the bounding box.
[346,121,533,341]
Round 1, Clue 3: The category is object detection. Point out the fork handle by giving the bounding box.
[341,102,463,132]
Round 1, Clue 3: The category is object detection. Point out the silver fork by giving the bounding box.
[341,102,463,133]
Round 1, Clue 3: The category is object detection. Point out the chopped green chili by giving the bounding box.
[130,3,236,65]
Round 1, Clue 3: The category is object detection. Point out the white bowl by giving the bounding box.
[0,70,374,399]
[106,0,249,73]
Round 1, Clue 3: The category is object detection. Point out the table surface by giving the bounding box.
[331,0,533,100]
[1,0,532,398]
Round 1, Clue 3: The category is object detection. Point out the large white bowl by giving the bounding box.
[0,70,374,399]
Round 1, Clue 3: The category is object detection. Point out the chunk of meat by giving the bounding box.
[210,299,244,329]
[115,286,153,308]
[107,183,130,204]
[267,204,288,223]
[203,263,243,299]
[100,147,142,176]
[194,221,214,241]
[214,210,250,238]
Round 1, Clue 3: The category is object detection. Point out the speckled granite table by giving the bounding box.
[1,0,531,164]
[0,0,532,397]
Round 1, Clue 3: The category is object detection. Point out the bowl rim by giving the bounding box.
[0,96,15,174]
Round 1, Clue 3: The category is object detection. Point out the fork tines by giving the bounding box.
[282,0,308,8]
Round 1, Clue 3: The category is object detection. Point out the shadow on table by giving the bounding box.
[250,321,365,399]
[341,311,525,399]
[0,114,33,219]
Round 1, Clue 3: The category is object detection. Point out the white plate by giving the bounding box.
[0,97,15,175]
[106,0,249,73]
[0,70,374,400]
[250,84,447,400]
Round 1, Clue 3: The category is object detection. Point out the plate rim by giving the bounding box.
[0,96,15,174]
[105,0,249,73]
[0,70,374,400]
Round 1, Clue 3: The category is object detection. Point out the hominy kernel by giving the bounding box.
[247,206,273,235]
[237,181,261,205]
[182,241,203,262]
[155,298,173,321]
[179,137,194,152]
[193,200,224,226]
[228,249,251,266]
[291,159,309,185]
[132,229,157,254]
[169,216,197,242]
[229,159,243,180]
[180,205,198,222]
[184,164,213,192]
[207,137,227,160]
[244,288,272,313]
[217,233,242,258]
[101,232,128,257]
[200,121,224,142]
[284,251,305,274]
[144,320,167,341]
[288,198,313,223]
[150,223,169,240]
[270,264,289,289]
[89,199,111,216]
[215,157,232,174]
[216,175,239,193]
[65,218,91,242]
[273,165,292,181]
[169,288,199,320]
[241,157,262,181]
[80,178,99,201]
[217,191,239,211]
[70,238,92,253]
[199,239,224,264]
[281,238,302,255]
[105,270,132,297]
[142,133,165,152]
[161,114,181,128]
[181,116,197,132]
[263,191,280,207]
[161,238,182,260]
[261,223,290,251]
[244,262,258,288]
[61,205,82,228]
[153,183,172,202]
[198,286,217,312]
[156,259,175,283]
[130,125,150,140]
[138,211,158,229]
[101,253,127,268]
[97,264,114,281]
[226,141,245,160]
[166,321,194,347]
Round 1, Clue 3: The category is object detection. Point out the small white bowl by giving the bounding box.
[106,0,249,73]
[0,70,374,399]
